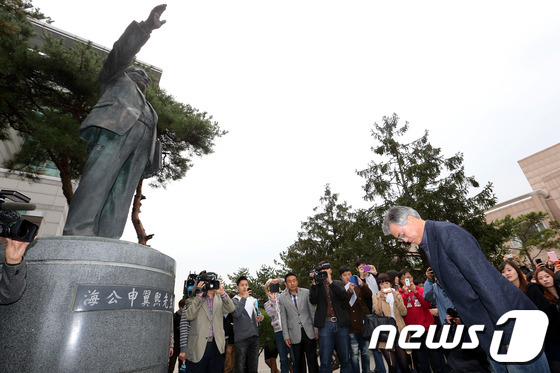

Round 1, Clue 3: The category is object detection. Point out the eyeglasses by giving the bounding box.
[397,226,405,242]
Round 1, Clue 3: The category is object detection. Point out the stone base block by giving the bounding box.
[0,236,176,372]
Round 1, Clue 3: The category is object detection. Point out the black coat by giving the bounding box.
[527,283,560,347]
[309,280,350,328]
[173,310,182,350]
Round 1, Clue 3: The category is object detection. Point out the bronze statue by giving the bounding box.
[64,5,167,239]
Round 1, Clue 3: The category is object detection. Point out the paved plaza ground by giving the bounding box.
[173,349,387,372]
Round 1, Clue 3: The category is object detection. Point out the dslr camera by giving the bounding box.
[0,190,39,242]
[193,271,220,296]
[446,307,460,330]
[269,282,280,293]
[311,262,331,283]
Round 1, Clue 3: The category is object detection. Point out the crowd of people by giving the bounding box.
[1,4,555,372]
[2,204,560,373]
[169,257,560,373]
[168,206,560,373]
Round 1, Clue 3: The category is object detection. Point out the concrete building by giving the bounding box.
[0,19,162,237]
[1,158,68,237]
[485,142,560,254]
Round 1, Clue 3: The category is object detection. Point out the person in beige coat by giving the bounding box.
[179,278,235,373]
[373,273,412,373]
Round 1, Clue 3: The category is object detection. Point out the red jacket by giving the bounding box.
[399,287,433,331]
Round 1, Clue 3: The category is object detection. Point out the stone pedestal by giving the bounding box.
[0,236,176,372]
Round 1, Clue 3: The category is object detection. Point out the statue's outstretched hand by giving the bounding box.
[145,4,167,30]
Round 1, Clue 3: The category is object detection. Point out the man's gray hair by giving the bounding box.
[382,206,422,235]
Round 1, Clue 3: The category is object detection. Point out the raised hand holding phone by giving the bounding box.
[548,251,560,265]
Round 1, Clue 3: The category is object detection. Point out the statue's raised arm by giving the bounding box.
[144,4,167,31]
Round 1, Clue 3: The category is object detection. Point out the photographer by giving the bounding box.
[264,278,292,373]
[397,269,444,373]
[423,267,454,326]
[309,261,351,373]
[179,271,234,373]
[339,265,372,373]
[373,273,411,373]
[1,238,32,304]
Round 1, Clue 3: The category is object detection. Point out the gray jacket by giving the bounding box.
[278,288,316,344]
[232,296,259,341]
[0,260,27,304]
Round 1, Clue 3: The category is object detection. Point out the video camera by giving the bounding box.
[311,262,331,283]
[190,271,220,297]
[0,190,39,242]
[183,272,198,299]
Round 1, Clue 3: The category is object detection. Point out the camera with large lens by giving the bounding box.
[192,271,220,296]
[0,190,39,242]
[311,262,331,283]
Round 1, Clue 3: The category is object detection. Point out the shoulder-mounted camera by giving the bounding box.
[310,262,331,284]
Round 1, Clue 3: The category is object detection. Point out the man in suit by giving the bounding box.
[179,272,235,373]
[382,205,550,373]
[279,272,319,373]
[63,5,165,239]
[309,262,351,373]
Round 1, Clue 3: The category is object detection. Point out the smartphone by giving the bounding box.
[269,283,280,293]
[349,275,359,286]
[405,278,411,286]
[548,251,559,263]
[383,288,392,293]
[535,258,542,265]
[361,265,370,272]
[506,254,513,259]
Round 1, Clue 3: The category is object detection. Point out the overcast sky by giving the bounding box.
[31,0,560,300]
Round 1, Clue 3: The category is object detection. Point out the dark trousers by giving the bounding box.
[168,351,180,373]
[235,335,259,373]
[318,322,350,373]
[186,340,225,373]
[292,328,319,373]
[275,330,292,373]
[410,332,446,373]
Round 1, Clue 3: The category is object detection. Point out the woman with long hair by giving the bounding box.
[498,260,528,293]
[373,273,412,373]
[535,267,559,304]
[500,260,560,372]
[533,267,560,373]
